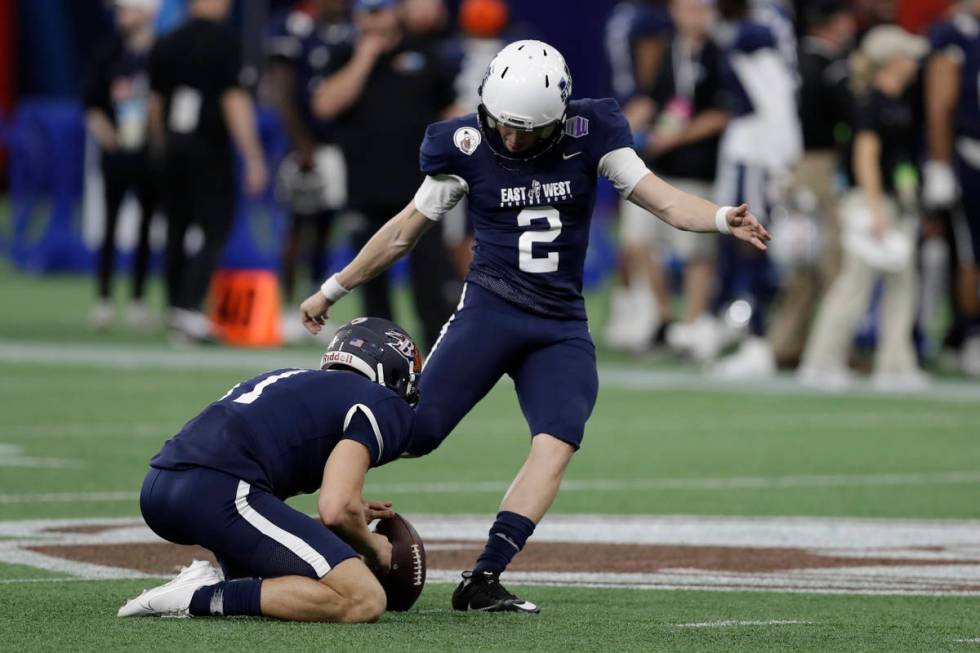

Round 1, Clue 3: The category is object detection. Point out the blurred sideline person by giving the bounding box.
[267,0,352,314]
[765,0,855,368]
[401,0,450,38]
[118,318,421,623]
[452,0,510,112]
[607,0,729,353]
[148,0,268,343]
[925,0,980,375]
[84,0,160,330]
[300,39,770,612]
[312,0,458,350]
[604,0,673,330]
[605,0,674,128]
[709,0,802,376]
[442,0,512,277]
[799,26,929,391]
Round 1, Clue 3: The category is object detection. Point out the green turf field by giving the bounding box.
[1,267,979,652]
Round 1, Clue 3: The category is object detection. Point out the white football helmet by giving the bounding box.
[478,40,572,159]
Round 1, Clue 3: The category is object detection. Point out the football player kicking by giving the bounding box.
[118,318,421,623]
[301,40,770,613]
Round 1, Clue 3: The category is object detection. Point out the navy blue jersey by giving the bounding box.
[722,21,778,119]
[420,98,633,319]
[266,9,354,143]
[605,1,673,101]
[930,14,980,141]
[151,369,414,499]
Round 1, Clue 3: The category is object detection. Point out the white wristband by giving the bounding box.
[320,274,350,303]
[715,206,733,235]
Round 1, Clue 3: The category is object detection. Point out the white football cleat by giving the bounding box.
[603,286,637,350]
[961,336,980,377]
[126,301,157,329]
[603,283,660,352]
[168,309,217,345]
[796,365,854,391]
[117,560,222,618]
[711,337,776,379]
[669,315,731,362]
[88,300,114,331]
[871,370,930,393]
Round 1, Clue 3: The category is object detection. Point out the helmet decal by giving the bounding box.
[385,329,418,362]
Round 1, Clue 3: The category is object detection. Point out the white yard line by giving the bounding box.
[3,339,980,402]
[0,547,153,580]
[0,515,978,595]
[0,491,139,504]
[6,513,980,549]
[3,470,980,504]
[674,620,812,628]
[422,569,980,597]
[0,444,80,469]
[371,471,980,494]
[0,576,106,584]
[0,423,176,439]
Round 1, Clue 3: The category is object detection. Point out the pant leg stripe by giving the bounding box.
[423,283,467,371]
[951,207,976,265]
[234,481,331,578]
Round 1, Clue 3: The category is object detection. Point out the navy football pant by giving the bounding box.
[412,282,599,455]
[714,159,779,336]
[954,151,980,267]
[140,466,358,580]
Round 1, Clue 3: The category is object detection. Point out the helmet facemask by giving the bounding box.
[477,103,566,164]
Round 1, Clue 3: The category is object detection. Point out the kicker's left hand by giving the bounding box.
[727,204,771,251]
[364,501,395,523]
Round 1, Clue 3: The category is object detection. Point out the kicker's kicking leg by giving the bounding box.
[453,333,596,614]
[499,433,576,522]
[451,434,575,614]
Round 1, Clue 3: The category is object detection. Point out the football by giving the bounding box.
[374,513,427,611]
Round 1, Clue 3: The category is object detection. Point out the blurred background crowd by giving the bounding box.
[2,0,979,389]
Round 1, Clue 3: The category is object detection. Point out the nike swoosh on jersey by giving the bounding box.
[563,152,582,160]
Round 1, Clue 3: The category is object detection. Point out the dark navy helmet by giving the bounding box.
[320,317,422,406]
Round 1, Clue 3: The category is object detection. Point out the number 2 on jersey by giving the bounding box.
[517,207,562,273]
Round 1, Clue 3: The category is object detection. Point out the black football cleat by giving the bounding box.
[451,571,540,613]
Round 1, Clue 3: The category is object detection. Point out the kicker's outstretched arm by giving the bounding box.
[300,202,434,333]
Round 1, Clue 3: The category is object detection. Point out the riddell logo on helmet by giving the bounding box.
[320,351,354,367]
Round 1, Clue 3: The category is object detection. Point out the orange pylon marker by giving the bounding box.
[209,269,283,347]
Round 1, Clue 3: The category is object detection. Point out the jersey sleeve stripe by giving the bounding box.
[234,481,331,577]
[344,404,384,463]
